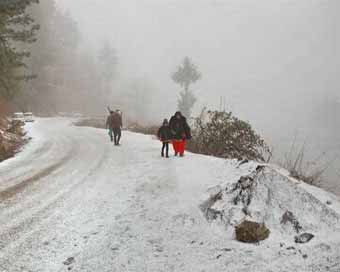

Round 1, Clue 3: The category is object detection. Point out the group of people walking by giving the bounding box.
[157,111,191,158]
[105,110,191,157]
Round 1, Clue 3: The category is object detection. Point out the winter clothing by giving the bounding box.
[106,112,122,129]
[169,112,191,140]
[169,112,191,156]
[172,140,186,156]
[106,112,123,144]
[106,113,114,129]
[113,127,121,145]
[112,112,123,129]
[157,122,172,143]
[157,119,171,157]
[161,142,169,158]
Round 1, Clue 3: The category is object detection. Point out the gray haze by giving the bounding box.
[56,0,339,191]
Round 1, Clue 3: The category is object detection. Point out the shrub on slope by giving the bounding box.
[0,118,26,162]
[187,109,272,162]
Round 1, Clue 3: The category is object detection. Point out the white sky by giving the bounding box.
[56,0,339,136]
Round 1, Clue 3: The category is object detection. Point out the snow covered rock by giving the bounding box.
[280,210,302,233]
[200,162,340,242]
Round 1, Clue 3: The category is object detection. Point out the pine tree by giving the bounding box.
[24,2,80,113]
[0,0,39,99]
[172,56,201,117]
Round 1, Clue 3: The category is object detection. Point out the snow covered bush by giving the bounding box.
[187,109,271,162]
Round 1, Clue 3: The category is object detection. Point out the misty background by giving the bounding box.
[3,0,337,192]
[54,0,339,191]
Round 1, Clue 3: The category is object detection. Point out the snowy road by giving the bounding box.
[0,118,234,272]
[1,118,339,272]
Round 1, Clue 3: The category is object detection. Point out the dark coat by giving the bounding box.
[157,125,172,142]
[169,115,191,140]
[106,113,122,129]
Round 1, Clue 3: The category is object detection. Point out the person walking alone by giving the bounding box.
[106,110,123,145]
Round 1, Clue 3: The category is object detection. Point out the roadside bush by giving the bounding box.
[187,109,272,162]
[0,118,25,162]
[0,135,16,161]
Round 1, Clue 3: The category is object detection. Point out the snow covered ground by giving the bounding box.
[0,118,339,272]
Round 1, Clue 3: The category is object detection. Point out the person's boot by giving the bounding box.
[110,136,113,142]
[175,152,178,156]
[161,152,164,157]
[166,153,169,158]
[180,153,184,157]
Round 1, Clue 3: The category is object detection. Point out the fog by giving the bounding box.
[55,0,339,191]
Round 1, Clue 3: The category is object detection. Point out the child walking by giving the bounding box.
[157,119,172,158]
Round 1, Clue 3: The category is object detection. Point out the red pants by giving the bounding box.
[172,140,186,155]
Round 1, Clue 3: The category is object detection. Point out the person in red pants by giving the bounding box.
[169,111,191,157]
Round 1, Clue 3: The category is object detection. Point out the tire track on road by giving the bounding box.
[0,147,75,202]
[0,158,68,201]
[0,144,110,253]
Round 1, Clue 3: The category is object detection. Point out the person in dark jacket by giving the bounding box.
[113,110,123,145]
[169,111,191,156]
[106,110,123,145]
[105,111,115,142]
[157,119,172,158]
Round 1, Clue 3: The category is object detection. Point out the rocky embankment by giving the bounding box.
[200,160,340,270]
[0,118,27,162]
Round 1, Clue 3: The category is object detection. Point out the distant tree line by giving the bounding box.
[0,1,120,116]
[0,0,39,100]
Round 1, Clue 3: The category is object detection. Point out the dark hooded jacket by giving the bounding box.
[157,125,172,142]
[169,112,191,140]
